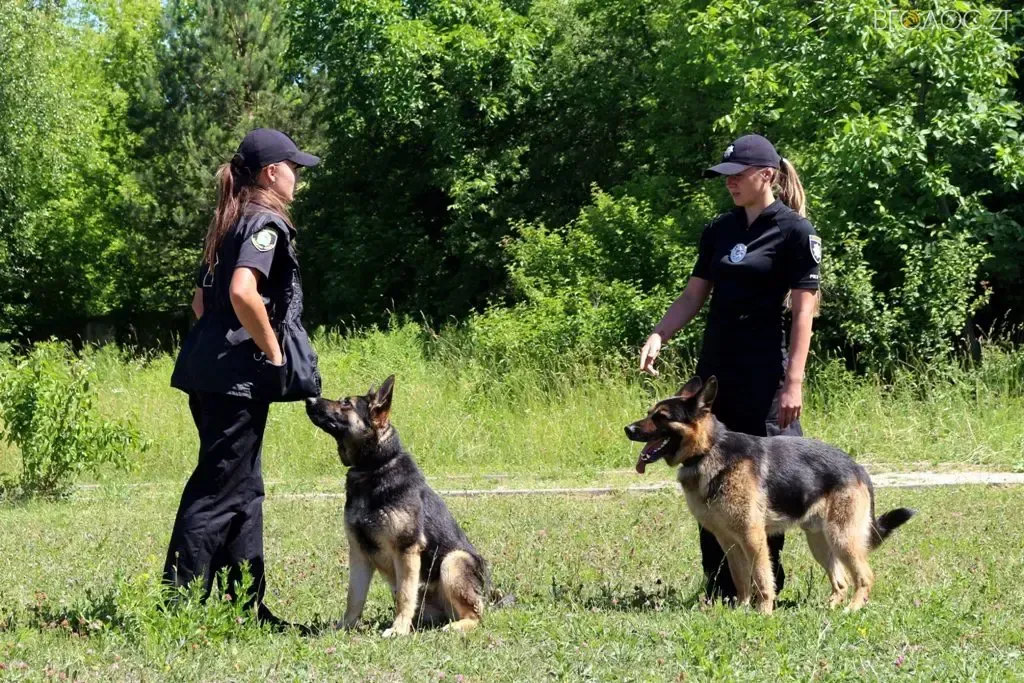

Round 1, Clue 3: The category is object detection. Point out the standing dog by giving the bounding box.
[625,375,915,613]
[306,375,489,635]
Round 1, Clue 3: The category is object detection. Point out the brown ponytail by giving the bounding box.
[775,157,806,217]
[202,154,294,266]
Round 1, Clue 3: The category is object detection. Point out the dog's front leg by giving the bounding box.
[342,541,375,629]
[741,529,775,614]
[383,550,421,637]
[718,535,751,606]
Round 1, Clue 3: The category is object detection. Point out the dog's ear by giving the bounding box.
[370,374,396,428]
[677,376,703,400]
[696,375,718,411]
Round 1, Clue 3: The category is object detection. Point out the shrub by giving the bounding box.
[468,189,704,369]
[0,341,143,500]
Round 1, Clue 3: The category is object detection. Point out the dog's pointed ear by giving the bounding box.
[677,376,703,400]
[696,375,718,410]
[371,374,396,428]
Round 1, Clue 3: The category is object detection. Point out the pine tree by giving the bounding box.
[125,0,323,317]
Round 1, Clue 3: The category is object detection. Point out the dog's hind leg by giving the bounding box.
[439,551,484,633]
[740,528,775,614]
[826,485,875,611]
[805,529,847,608]
[341,541,375,629]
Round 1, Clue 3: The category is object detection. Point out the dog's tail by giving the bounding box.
[870,507,916,550]
[488,588,516,609]
[476,557,516,609]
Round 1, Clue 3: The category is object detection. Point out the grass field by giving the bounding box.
[2,324,1022,487]
[1,326,1023,680]
[0,486,1022,680]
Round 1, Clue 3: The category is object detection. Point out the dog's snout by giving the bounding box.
[625,424,638,438]
[305,397,318,408]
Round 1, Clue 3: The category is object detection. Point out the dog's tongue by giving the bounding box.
[635,438,667,475]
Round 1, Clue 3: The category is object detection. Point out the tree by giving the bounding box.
[125,0,323,317]
[0,1,155,339]
[288,0,546,326]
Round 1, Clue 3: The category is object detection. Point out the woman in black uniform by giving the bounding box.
[639,134,821,602]
[165,128,322,626]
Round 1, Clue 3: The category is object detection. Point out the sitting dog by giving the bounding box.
[306,375,489,635]
[625,375,915,613]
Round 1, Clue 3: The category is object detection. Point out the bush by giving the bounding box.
[0,341,143,500]
[468,189,704,369]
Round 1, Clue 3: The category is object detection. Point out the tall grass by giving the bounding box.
[1,323,1022,486]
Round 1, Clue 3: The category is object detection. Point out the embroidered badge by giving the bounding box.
[809,235,822,264]
[251,228,278,252]
[729,243,747,263]
[723,144,734,160]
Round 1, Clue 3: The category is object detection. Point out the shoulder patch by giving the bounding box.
[808,235,822,264]
[251,228,278,253]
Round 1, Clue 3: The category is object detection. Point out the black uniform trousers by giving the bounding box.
[163,391,270,606]
[696,369,802,601]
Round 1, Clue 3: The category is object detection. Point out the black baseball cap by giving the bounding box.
[703,134,781,177]
[235,128,320,172]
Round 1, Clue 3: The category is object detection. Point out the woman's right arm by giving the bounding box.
[229,267,284,365]
[640,276,712,375]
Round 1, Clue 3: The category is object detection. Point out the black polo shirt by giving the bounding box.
[691,199,820,371]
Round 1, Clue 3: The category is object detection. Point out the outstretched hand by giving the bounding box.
[640,334,662,376]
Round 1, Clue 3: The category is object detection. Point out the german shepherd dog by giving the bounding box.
[625,375,915,613]
[305,375,489,635]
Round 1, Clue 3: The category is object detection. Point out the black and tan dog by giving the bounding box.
[306,375,489,636]
[625,375,915,613]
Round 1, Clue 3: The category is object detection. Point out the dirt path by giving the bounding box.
[275,470,1024,500]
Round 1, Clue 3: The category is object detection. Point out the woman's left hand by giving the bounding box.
[778,378,802,429]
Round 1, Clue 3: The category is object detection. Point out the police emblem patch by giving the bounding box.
[809,235,822,264]
[723,144,734,159]
[251,228,278,252]
[729,243,747,263]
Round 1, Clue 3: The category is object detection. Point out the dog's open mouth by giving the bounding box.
[636,437,674,474]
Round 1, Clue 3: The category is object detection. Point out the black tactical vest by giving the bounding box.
[170,205,321,402]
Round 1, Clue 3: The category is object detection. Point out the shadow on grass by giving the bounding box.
[548,574,815,614]
[550,576,703,612]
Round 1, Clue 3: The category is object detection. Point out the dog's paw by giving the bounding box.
[382,622,411,638]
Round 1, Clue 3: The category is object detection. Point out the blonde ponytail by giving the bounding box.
[776,157,806,217]
[775,157,820,316]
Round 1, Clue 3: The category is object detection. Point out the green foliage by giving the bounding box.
[0,1,159,338]
[288,0,546,323]
[0,342,143,499]
[468,189,703,368]
[1,0,1022,371]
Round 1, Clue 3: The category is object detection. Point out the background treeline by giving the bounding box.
[1,0,1022,371]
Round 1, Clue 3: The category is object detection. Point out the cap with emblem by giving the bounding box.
[703,134,781,177]
[234,128,320,174]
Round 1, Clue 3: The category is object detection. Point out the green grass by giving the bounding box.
[2,323,1022,488]
[0,486,1022,680]
[1,327,1023,679]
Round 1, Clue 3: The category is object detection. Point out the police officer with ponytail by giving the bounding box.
[166,129,322,627]
[639,134,821,603]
